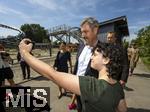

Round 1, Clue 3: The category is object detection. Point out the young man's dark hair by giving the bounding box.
[93,41,123,80]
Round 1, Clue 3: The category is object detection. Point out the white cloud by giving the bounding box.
[0,28,20,37]
[0,4,12,14]
[67,0,116,11]
[25,0,105,13]
[24,0,99,26]
[137,7,150,12]
[128,19,150,40]
[0,4,32,21]
[137,20,150,26]
[112,7,131,13]
[129,33,137,40]
[129,20,150,34]
[78,0,98,10]
[129,25,139,30]
[0,7,8,14]
[26,0,65,11]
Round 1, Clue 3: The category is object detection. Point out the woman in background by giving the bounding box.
[53,42,72,99]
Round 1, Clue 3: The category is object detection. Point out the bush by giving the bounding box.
[139,47,150,57]
[141,57,150,70]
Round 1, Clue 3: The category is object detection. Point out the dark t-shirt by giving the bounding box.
[79,76,124,112]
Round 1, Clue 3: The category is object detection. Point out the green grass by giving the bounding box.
[141,57,150,70]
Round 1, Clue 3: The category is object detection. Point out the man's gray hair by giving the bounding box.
[80,17,99,29]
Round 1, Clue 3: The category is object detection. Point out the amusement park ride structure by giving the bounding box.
[0,16,129,48]
[0,24,83,46]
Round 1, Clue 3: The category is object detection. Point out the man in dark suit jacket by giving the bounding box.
[70,17,99,112]
[73,44,98,78]
[106,32,129,85]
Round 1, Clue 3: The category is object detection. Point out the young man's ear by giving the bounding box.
[103,57,110,64]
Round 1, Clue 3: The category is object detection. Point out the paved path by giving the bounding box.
[125,59,150,112]
[5,57,150,112]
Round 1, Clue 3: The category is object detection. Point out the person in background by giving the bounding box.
[19,38,127,112]
[0,44,5,87]
[17,50,32,80]
[127,43,139,76]
[53,42,72,99]
[66,44,72,53]
[0,44,15,87]
[106,32,129,86]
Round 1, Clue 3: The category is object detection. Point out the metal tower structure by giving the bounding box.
[48,24,83,44]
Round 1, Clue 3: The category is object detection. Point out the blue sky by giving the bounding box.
[0,0,150,41]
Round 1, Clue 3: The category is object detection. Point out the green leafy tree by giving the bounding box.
[20,24,49,43]
[123,39,129,48]
[134,25,150,57]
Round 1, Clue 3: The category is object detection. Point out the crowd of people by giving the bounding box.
[0,17,140,112]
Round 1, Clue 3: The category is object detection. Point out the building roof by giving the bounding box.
[99,16,129,37]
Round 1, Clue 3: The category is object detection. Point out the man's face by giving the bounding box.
[81,23,98,46]
[107,33,116,43]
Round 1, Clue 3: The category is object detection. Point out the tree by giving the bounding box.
[20,24,49,43]
[134,25,150,57]
[123,39,129,48]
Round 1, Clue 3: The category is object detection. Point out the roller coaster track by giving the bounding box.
[0,24,24,47]
[0,24,23,33]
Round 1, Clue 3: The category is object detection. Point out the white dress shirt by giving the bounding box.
[76,45,93,76]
